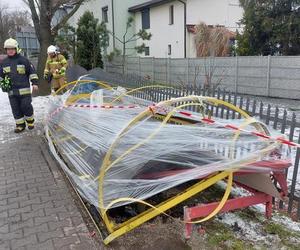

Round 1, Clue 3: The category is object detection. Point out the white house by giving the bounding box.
[130,0,243,58]
[68,0,150,55]
[68,0,243,58]
[129,0,186,58]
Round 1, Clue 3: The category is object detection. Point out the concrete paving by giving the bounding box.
[0,122,99,250]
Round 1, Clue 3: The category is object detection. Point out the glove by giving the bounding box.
[0,75,12,92]
[32,85,39,92]
[58,67,66,75]
[43,73,49,80]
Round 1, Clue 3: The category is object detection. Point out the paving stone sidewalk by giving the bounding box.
[0,126,100,250]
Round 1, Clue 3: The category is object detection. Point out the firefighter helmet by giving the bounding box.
[47,45,57,54]
[4,38,19,49]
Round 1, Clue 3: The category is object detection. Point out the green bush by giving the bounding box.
[76,11,103,70]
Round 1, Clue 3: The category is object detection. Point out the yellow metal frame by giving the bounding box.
[47,127,234,245]
[110,84,174,104]
[96,95,270,244]
[103,171,230,244]
[54,79,113,95]
[48,82,273,245]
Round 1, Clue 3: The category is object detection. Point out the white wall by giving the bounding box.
[68,0,244,59]
[111,0,149,55]
[187,0,243,31]
[69,0,150,55]
[135,1,185,58]
[68,0,114,54]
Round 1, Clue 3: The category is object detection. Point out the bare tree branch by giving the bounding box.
[125,33,138,43]
[52,0,85,34]
[26,0,41,39]
[33,0,41,13]
[23,0,89,94]
[127,36,141,43]
[52,1,65,13]
[109,31,123,44]
[122,16,134,44]
[0,5,32,52]
[194,22,232,57]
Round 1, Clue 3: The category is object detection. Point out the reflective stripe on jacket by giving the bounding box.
[8,87,31,96]
[0,54,38,92]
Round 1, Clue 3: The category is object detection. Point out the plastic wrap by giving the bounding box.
[45,76,291,209]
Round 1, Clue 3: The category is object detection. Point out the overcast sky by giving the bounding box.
[1,0,28,11]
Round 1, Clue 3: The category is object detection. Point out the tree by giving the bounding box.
[25,0,87,94]
[176,58,226,92]
[0,5,12,54]
[75,11,105,70]
[0,5,31,53]
[108,16,152,74]
[55,24,76,60]
[194,22,232,57]
[10,10,32,30]
[237,0,300,56]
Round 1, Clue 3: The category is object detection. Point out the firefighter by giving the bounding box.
[0,38,39,133]
[43,45,67,92]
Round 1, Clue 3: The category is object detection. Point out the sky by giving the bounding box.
[1,0,28,11]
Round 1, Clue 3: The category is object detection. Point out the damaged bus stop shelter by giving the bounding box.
[45,68,296,244]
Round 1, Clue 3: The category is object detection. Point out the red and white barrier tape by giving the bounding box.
[47,104,141,120]
[47,102,300,148]
[176,111,300,148]
[67,104,138,109]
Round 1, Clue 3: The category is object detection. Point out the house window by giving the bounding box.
[142,8,150,29]
[102,6,108,23]
[169,5,174,25]
[168,44,171,55]
[145,46,150,56]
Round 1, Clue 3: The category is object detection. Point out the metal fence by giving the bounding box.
[105,56,300,100]
[120,79,300,220]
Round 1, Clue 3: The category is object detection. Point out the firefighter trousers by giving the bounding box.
[51,77,66,92]
[8,94,34,126]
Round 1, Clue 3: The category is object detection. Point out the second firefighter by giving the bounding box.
[44,45,68,92]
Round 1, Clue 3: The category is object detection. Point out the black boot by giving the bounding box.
[26,117,35,130]
[27,123,34,130]
[14,123,26,133]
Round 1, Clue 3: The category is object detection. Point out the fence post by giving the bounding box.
[165,58,168,84]
[266,55,271,97]
[167,57,171,85]
[152,57,155,83]
[138,57,141,80]
[235,56,238,93]
[288,133,300,216]
[186,58,190,87]
[139,56,142,80]
[103,57,107,72]
[124,57,128,75]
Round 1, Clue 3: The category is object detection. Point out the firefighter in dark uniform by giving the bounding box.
[0,38,39,133]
